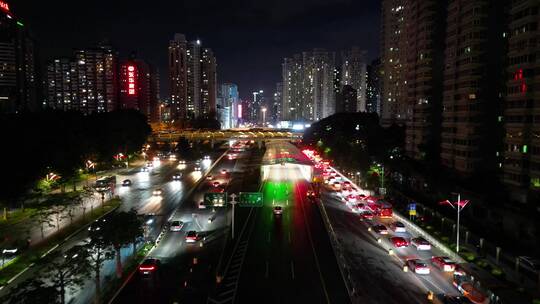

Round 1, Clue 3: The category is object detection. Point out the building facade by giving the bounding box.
[0,2,37,113]
[441,0,506,173]
[168,34,217,121]
[380,0,408,127]
[503,0,539,202]
[336,85,357,113]
[404,0,446,161]
[47,45,118,114]
[281,49,335,122]
[217,83,239,129]
[340,47,367,112]
[366,58,381,115]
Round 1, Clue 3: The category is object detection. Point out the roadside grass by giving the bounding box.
[0,199,121,286]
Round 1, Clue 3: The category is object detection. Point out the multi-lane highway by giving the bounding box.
[216,142,350,304]
[112,142,260,303]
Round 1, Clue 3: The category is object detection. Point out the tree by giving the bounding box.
[102,209,143,278]
[49,203,68,232]
[41,245,91,304]
[31,207,54,239]
[75,188,93,219]
[5,278,60,304]
[83,218,114,304]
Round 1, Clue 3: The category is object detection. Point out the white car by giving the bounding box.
[204,155,210,160]
[407,259,430,274]
[169,220,184,231]
[411,237,431,251]
[391,221,407,233]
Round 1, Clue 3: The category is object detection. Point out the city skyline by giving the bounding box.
[12,0,380,100]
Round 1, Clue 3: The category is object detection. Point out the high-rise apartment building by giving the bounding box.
[441,0,506,173]
[404,0,446,161]
[282,54,304,121]
[118,57,160,123]
[201,48,217,117]
[0,2,37,113]
[217,83,239,129]
[168,34,217,120]
[341,47,367,112]
[503,0,539,201]
[281,49,335,122]
[380,0,408,127]
[168,33,187,120]
[272,82,282,123]
[366,58,381,115]
[336,85,357,113]
[47,45,118,114]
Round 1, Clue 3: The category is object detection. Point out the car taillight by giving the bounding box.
[139,266,155,271]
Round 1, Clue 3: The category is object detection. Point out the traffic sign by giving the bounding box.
[409,209,417,216]
[204,192,227,207]
[409,202,416,210]
[239,192,263,207]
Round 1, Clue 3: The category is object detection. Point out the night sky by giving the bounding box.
[14,0,380,100]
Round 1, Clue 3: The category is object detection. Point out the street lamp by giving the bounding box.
[440,193,470,253]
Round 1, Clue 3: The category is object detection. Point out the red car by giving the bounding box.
[212,181,220,187]
[138,258,160,276]
[431,256,456,272]
[391,237,409,248]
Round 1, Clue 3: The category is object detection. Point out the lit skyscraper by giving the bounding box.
[340,47,367,112]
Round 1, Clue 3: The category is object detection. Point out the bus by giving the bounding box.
[95,176,116,192]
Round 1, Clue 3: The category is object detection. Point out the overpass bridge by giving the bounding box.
[150,129,303,145]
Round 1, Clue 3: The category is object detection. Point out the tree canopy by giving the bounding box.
[0,110,151,205]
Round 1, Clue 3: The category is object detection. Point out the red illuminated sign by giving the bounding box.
[0,1,9,12]
[126,65,136,95]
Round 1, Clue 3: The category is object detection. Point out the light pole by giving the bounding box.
[229,193,238,239]
[440,193,470,253]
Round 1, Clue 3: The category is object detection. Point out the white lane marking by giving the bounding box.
[265,260,269,278]
[290,261,295,279]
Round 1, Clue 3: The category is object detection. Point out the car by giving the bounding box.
[179,160,186,165]
[152,156,160,161]
[332,182,342,190]
[185,230,198,243]
[518,256,540,273]
[138,258,160,276]
[206,175,214,180]
[212,181,220,187]
[221,169,228,175]
[198,201,206,209]
[407,259,430,274]
[371,224,388,234]
[152,188,163,196]
[169,220,184,232]
[360,211,374,220]
[273,206,283,215]
[172,173,182,181]
[351,203,367,213]
[169,154,177,160]
[208,214,217,223]
[346,194,357,204]
[431,256,456,272]
[390,221,406,233]
[204,155,210,160]
[141,167,149,172]
[307,189,316,198]
[122,179,132,186]
[411,237,431,251]
[194,166,201,171]
[391,236,409,248]
[146,162,153,168]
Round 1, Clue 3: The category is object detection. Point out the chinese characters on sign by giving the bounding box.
[127,65,136,95]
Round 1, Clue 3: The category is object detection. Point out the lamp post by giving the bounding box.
[440,193,470,253]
